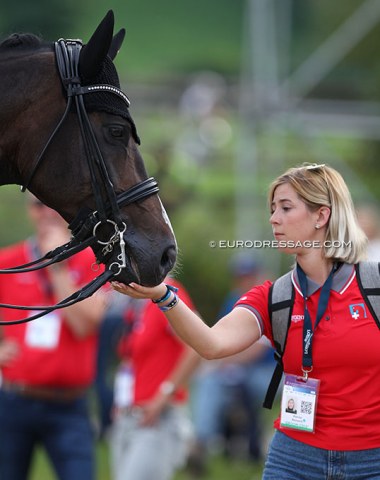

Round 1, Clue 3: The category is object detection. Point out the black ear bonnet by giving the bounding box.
[81,55,140,144]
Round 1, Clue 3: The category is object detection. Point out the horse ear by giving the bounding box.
[108,29,126,60]
[79,10,115,80]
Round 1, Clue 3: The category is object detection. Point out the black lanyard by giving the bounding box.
[297,263,338,377]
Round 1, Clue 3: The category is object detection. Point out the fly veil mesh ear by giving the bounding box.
[81,56,140,144]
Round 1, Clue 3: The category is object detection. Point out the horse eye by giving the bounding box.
[109,126,124,138]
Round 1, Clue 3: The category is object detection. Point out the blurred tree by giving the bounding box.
[0,0,85,40]
[290,0,380,101]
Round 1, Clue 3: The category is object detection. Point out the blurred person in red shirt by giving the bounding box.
[109,277,200,480]
[0,195,107,480]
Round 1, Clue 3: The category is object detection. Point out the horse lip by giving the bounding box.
[129,255,141,283]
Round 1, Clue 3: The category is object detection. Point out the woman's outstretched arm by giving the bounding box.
[111,281,261,360]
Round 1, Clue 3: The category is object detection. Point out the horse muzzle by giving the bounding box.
[95,230,177,286]
[68,177,177,286]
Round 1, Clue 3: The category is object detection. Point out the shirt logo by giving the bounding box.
[291,314,304,323]
[349,303,367,320]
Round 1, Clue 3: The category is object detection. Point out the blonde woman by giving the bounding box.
[112,164,380,480]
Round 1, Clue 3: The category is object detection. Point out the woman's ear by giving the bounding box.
[316,206,331,228]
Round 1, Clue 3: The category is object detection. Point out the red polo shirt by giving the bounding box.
[118,279,195,405]
[235,263,380,450]
[0,239,100,387]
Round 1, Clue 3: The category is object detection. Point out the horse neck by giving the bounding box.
[0,48,55,121]
[0,47,62,186]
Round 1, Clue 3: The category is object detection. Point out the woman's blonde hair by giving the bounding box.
[268,163,368,264]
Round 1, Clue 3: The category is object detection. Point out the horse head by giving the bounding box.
[0,10,177,287]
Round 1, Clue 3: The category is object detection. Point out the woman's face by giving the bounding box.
[270,183,320,254]
[288,399,294,409]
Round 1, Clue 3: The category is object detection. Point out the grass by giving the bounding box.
[175,456,264,480]
[30,442,112,480]
[30,440,265,480]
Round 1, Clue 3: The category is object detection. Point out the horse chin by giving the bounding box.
[112,267,140,286]
[115,271,159,287]
[104,249,174,287]
[104,255,137,284]
[109,264,167,288]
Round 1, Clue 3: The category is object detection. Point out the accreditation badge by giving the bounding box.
[280,373,320,433]
[113,363,135,408]
[25,311,61,349]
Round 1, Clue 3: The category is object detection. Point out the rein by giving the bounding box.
[0,39,159,325]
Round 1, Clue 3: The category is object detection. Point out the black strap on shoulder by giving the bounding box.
[263,271,294,409]
[355,261,380,330]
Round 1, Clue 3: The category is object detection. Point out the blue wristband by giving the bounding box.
[152,284,179,304]
[158,293,179,312]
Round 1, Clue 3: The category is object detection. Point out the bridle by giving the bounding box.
[0,38,159,325]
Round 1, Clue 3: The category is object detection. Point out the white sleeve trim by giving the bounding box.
[234,306,263,337]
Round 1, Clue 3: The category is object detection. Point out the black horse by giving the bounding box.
[0,10,177,290]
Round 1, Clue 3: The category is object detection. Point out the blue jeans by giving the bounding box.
[94,311,124,436]
[263,431,380,480]
[0,390,95,480]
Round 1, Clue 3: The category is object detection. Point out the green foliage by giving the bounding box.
[0,0,85,39]
[30,441,265,480]
[0,186,32,248]
[290,0,380,100]
[56,0,245,81]
[172,203,235,322]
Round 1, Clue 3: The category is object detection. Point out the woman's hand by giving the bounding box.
[138,394,169,427]
[0,339,19,367]
[111,281,167,301]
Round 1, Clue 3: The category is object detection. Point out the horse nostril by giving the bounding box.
[160,246,177,272]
